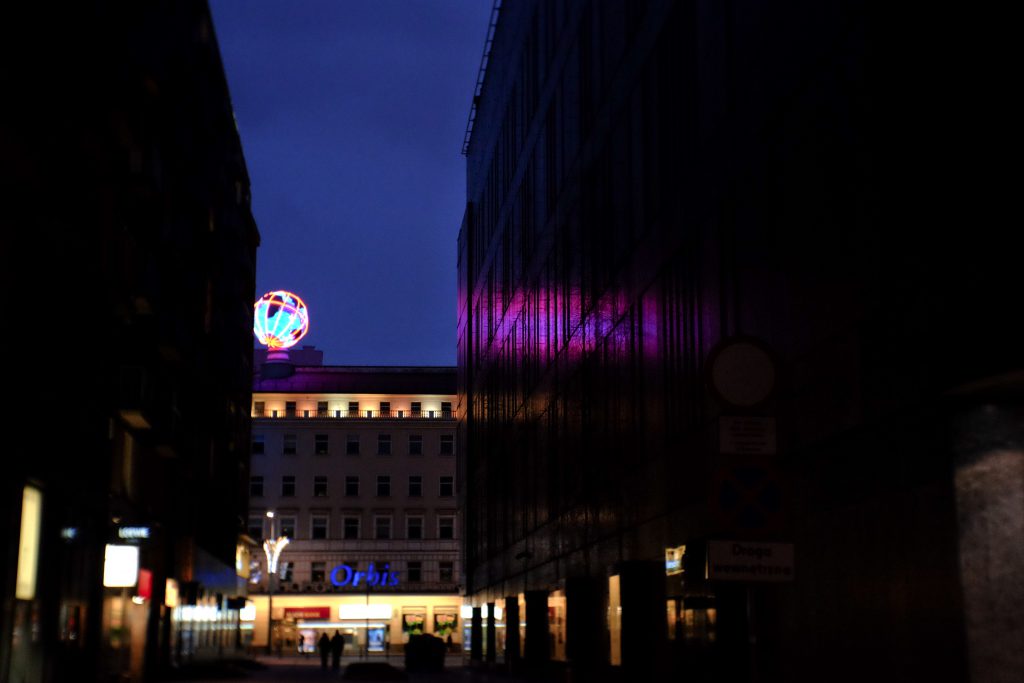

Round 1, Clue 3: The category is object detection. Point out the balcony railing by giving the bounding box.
[253,409,454,420]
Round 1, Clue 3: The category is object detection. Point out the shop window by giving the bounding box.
[406,516,423,540]
[407,561,422,582]
[345,476,359,497]
[311,562,326,583]
[314,434,329,455]
[343,517,360,539]
[409,435,423,455]
[440,434,454,455]
[438,516,455,540]
[439,476,454,497]
[252,434,265,455]
[283,434,297,455]
[438,561,454,582]
[378,434,391,455]
[313,475,328,497]
[281,475,295,497]
[377,476,391,497]
[249,476,263,497]
[311,516,329,539]
[375,516,392,540]
[408,475,422,497]
[346,434,360,455]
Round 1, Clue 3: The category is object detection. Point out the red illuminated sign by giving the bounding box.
[284,607,330,620]
[137,569,153,600]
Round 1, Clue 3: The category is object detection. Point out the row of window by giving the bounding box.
[254,401,452,419]
[252,433,455,456]
[250,475,455,499]
[250,514,456,541]
[291,560,455,585]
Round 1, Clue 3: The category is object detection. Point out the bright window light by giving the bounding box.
[16,486,43,600]
[103,545,139,588]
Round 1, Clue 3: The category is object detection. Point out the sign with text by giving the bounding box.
[719,416,776,455]
[707,541,794,582]
[284,607,330,620]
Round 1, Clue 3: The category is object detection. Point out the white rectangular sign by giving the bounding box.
[719,416,777,455]
[707,541,794,582]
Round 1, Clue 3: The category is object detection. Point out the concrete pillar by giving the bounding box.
[504,595,520,670]
[470,606,483,662]
[619,561,665,677]
[566,577,605,672]
[485,602,497,663]
[523,590,549,668]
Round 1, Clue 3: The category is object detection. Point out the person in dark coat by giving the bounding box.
[318,632,331,669]
[330,630,345,670]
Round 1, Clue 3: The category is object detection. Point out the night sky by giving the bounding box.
[209,1,493,366]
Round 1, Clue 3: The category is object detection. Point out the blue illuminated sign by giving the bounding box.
[330,562,399,588]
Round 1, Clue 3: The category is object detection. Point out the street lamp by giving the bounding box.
[263,511,290,655]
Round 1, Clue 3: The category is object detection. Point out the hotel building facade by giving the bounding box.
[247,352,463,654]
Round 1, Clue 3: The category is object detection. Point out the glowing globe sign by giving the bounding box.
[254,291,309,349]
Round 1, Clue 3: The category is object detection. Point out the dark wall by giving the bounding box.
[458,1,1010,680]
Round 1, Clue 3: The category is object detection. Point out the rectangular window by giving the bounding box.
[440,434,454,455]
[281,475,295,497]
[314,434,329,455]
[409,435,423,455]
[313,475,328,497]
[408,475,422,497]
[311,562,326,583]
[252,434,265,455]
[343,516,360,539]
[348,401,359,416]
[279,516,296,539]
[311,516,328,539]
[406,516,423,540]
[438,516,455,540]
[411,401,421,417]
[247,516,263,540]
[249,476,264,497]
[346,434,360,455]
[407,561,422,582]
[283,434,297,455]
[317,401,328,417]
[253,401,265,417]
[439,476,454,497]
[345,476,359,497]
[439,561,454,582]
[377,475,391,497]
[379,401,391,417]
[441,401,452,417]
[285,401,296,417]
[375,516,392,540]
[377,434,391,455]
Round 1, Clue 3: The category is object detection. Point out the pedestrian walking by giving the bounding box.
[298,633,305,656]
[330,630,345,670]
[318,632,330,669]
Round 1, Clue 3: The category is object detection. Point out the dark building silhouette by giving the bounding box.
[1,2,258,682]
[457,2,1018,682]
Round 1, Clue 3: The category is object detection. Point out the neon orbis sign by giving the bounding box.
[330,562,399,588]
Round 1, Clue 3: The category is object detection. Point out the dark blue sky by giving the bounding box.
[209,1,492,366]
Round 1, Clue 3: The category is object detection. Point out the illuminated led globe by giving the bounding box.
[254,291,309,349]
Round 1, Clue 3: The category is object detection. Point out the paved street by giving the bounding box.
[176,655,540,683]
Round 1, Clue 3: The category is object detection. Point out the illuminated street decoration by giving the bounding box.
[253,290,309,349]
[263,536,290,574]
